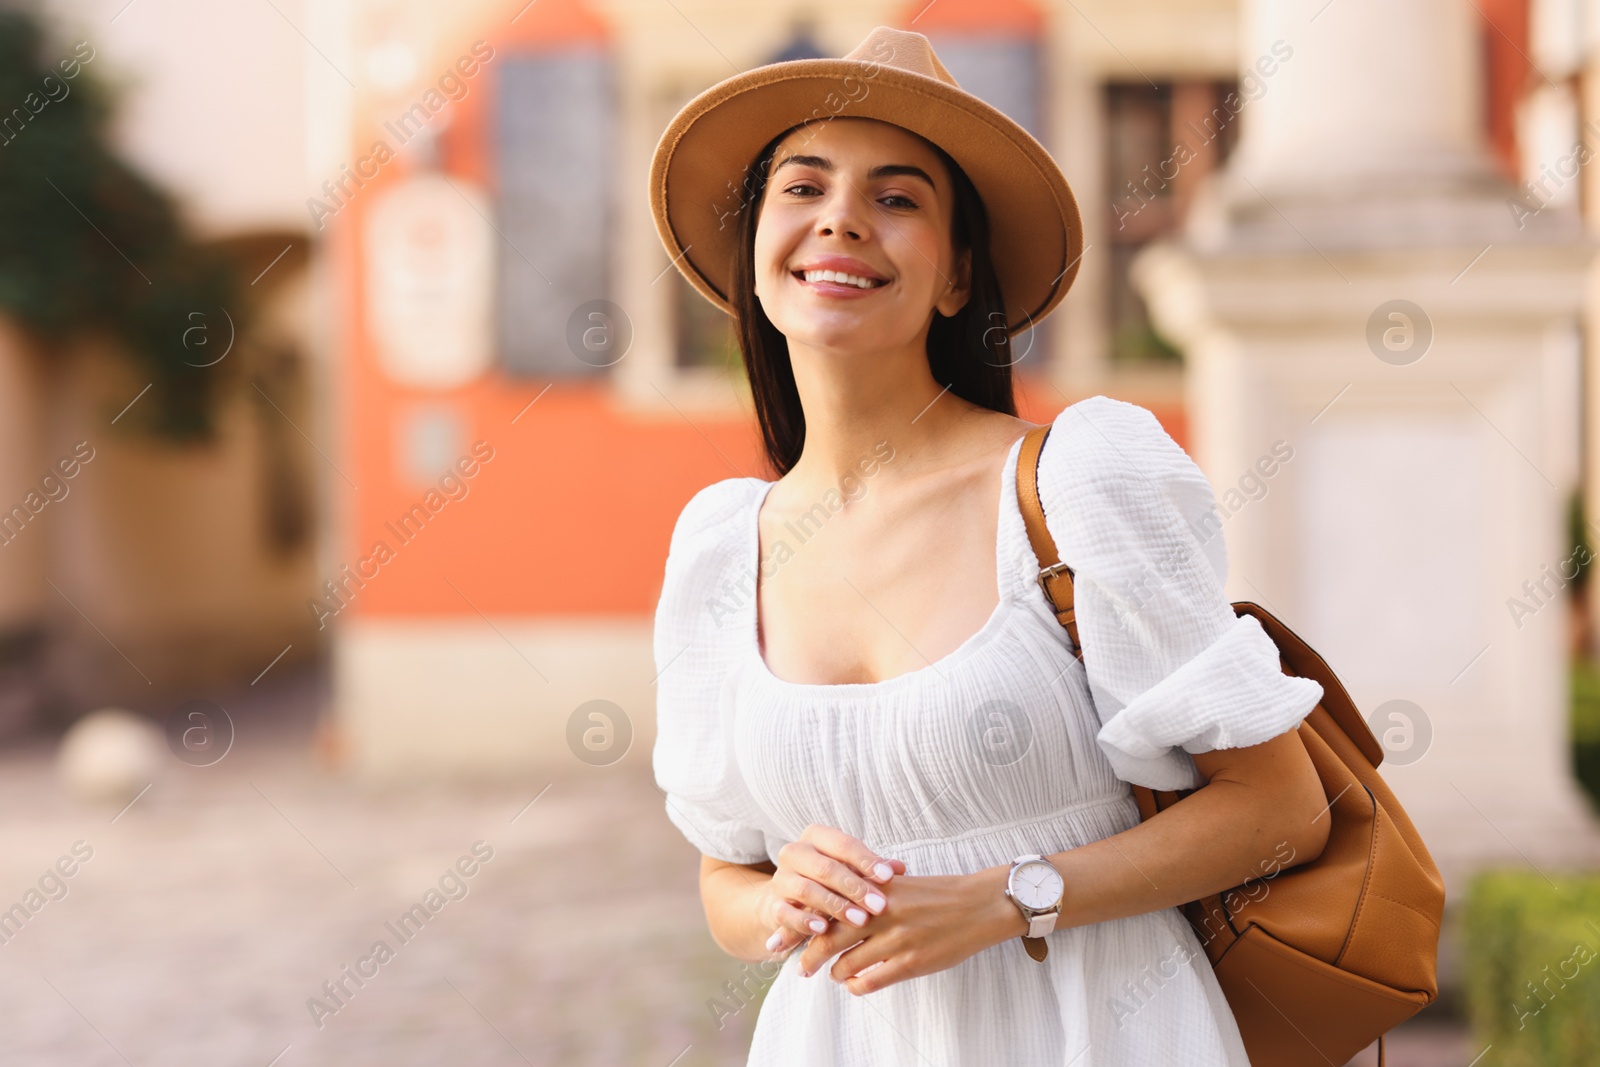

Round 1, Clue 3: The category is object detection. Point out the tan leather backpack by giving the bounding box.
[1016,424,1445,1067]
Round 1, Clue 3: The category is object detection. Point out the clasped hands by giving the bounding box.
[757,824,1021,996]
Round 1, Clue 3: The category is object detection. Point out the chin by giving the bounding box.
[771,313,898,350]
[783,326,885,352]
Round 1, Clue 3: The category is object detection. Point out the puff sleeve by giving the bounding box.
[650,478,773,865]
[1037,396,1324,792]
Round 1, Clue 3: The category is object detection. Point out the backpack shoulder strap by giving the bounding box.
[1017,424,1083,662]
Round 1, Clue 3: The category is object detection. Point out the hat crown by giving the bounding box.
[840,26,960,89]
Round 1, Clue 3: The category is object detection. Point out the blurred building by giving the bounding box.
[1133,0,1600,894]
[0,0,322,731]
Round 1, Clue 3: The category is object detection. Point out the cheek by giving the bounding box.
[893,229,949,300]
[753,217,805,294]
[753,225,778,274]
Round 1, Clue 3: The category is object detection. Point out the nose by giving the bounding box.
[814,183,872,241]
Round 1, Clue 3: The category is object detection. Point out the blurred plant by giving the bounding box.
[1461,869,1600,1066]
[0,7,249,441]
[1112,320,1183,365]
[1567,488,1593,592]
[1571,658,1600,816]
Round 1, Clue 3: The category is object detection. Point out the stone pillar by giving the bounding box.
[1230,0,1486,191]
[1134,0,1600,901]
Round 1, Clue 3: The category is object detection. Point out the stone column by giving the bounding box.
[1134,0,1600,900]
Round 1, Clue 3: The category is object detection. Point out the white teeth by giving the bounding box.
[800,270,883,289]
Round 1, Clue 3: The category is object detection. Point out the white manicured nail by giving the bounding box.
[846,907,868,925]
[874,862,894,880]
[809,917,827,934]
[863,892,885,913]
[765,930,783,951]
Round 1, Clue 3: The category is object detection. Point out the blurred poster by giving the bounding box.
[364,172,494,389]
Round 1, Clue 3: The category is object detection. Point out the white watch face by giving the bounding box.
[1012,860,1063,910]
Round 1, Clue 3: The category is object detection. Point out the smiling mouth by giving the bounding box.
[792,269,890,290]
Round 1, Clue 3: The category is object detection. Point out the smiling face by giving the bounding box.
[751,117,972,355]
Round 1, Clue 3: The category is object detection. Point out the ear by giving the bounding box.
[934,246,972,318]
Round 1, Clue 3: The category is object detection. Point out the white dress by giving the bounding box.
[651,395,1325,1066]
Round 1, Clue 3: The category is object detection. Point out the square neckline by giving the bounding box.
[745,431,1031,695]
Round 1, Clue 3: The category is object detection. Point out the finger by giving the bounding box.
[766,900,830,954]
[830,941,888,986]
[779,847,885,923]
[799,824,901,884]
[798,929,864,979]
[841,958,892,995]
[774,870,876,927]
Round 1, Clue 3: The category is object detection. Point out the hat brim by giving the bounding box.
[649,58,1084,338]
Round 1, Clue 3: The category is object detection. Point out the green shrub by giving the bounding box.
[0,9,247,440]
[1461,869,1600,1066]
[1572,659,1600,816]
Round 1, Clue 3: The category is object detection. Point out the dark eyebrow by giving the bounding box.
[771,154,938,192]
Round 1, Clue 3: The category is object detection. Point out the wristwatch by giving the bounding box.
[1004,853,1065,962]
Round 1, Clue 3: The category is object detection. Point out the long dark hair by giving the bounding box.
[727,119,1018,478]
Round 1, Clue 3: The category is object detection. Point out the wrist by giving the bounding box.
[974,863,1029,949]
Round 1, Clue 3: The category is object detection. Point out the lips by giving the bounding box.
[791,254,890,286]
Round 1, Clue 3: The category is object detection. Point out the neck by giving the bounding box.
[782,335,982,496]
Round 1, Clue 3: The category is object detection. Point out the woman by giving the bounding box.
[649,26,1330,1066]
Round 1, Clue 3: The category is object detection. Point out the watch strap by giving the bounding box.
[1022,936,1048,962]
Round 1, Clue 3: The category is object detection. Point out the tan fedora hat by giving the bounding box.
[648,25,1084,337]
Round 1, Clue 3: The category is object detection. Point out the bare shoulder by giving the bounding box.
[975,410,1048,462]
[913,409,1046,500]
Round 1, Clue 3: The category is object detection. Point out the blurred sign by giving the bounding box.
[364,172,493,388]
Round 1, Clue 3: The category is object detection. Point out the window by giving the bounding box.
[492,46,617,377]
[1104,80,1239,366]
[930,31,1053,377]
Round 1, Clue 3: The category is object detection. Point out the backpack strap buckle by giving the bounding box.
[1036,561,1073,598]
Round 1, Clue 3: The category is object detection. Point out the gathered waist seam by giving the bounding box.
[877,790,1134,854]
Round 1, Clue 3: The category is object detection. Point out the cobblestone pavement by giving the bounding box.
[0,669,1470,1066]
[0,671,761,1066]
